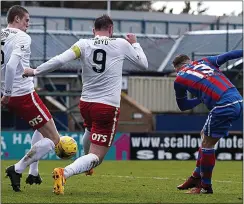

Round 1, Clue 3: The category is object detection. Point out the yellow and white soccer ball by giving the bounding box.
[55,136,78,159]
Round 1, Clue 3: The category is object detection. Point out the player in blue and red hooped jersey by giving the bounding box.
[173,50,243,194]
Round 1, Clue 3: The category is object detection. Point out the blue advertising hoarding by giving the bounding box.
[1,131,131,160]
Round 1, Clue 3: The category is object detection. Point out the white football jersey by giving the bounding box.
[1,27,34,96]
[72,35,148,107]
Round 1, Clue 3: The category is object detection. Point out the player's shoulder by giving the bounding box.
[115,37,130,45]
[196,58,207,64]
[1,28,30,42]
[15,29,31,42]
[74,38,87,47]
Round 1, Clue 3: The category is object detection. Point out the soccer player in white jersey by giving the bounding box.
[23,14,148,194]
[1,5,61,192]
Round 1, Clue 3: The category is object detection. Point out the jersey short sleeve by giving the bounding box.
[12,33,31,57]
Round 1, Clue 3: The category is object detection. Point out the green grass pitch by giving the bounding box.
[1,160,243,203]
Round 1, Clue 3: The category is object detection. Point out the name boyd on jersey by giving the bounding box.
[93,37,116,45]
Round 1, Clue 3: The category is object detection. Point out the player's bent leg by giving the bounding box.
[14,136,55,174]
[177,143,202,190]
[187,100,243,194]
[64,147,102,179]
[6,93,60,191]
[14,119,59,176]
[7,135,55,191]
[52,151,101,194]
[200,135,219,194]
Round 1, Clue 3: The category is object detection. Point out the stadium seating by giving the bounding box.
[158,30,243,73]
[28,30,176,73]
[28,29,242,74]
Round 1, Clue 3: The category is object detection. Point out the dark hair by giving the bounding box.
[172,54,190,67]
[94,14,113,31]
[7,5,29,24]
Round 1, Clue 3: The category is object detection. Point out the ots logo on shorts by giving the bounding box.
[91,133,108,143]
[29,115,43,127]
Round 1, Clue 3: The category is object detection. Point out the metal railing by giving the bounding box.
[1,15,242,35]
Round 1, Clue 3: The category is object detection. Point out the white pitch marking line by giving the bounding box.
[2,173,242,184]
[100,175,243,184]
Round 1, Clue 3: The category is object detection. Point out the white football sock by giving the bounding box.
[64,153,99,179]
[82,129,91,155]
[29,130,43,176]
[15,138,55,174]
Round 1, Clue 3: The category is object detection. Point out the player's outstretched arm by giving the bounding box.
[207,49,243,67]
[23,44,81,77]
[123,33,148,70]
[33,48,77,76]
[174,82,202,111]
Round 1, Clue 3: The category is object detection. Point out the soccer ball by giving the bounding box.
[55,136,78,159]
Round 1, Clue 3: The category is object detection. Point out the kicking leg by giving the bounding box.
[177,130,204,190]
[52,101,120,195]
[53,143,106,195]
[177,146,202,190]
[186,133,219,194]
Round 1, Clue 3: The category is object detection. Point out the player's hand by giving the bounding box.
[125,33,137,44]
[22,68,35,78]
[1,95,10,106]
